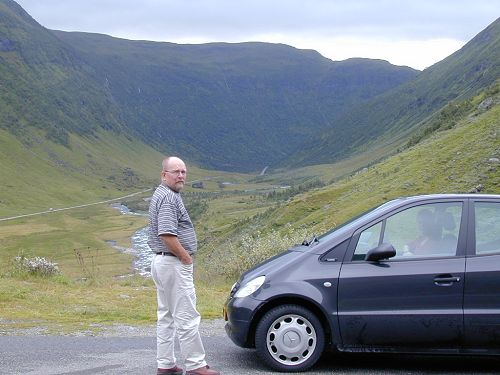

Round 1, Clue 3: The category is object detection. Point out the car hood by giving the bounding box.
[239,245,307,282]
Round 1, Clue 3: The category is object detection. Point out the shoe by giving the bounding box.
[186,365,220,375]
[157,366,183,375]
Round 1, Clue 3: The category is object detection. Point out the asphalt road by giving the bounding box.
[1,320,499,375]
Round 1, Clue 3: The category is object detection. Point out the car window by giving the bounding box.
[352,202,462,260]
[321,239,350,262]
[475,202,500,255]
[353,222,382,260]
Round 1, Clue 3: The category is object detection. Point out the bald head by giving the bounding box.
[161,156,187,192]
[162,156,184,170]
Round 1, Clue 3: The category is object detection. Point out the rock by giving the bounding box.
[468,184,484,193]
[478,98,493,111]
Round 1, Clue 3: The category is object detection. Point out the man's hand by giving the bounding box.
[179,254,193,265]
[160,234,193,265]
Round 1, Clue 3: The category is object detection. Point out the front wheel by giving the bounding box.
[255,304,325,372]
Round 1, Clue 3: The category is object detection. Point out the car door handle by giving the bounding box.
[434,275,461,286]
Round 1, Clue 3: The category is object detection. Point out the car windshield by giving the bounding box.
[317,199,401,243]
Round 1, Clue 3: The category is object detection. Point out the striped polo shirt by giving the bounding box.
[147,184,197,255]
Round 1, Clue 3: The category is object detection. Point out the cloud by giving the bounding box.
[14,0,500,69]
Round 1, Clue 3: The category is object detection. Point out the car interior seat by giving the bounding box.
[437,211,458,255]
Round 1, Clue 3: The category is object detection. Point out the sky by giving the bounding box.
[14,0,500,71]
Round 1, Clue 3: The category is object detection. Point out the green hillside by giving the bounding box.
[0,1,498,221]
[290,17,500,167]
[276,90,499,233]
[0,0,126,145]
[197,85,500,278]
[0,84,497,333]
[52,31,416,171]
[0,123,252,218]
[0,0,419,174]
[0,128,162,217]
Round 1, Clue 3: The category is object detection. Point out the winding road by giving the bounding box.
[0,189,152,222]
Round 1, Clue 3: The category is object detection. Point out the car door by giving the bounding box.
[337,200,466,350]
[463,198,500,349]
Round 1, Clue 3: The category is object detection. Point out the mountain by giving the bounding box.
[52,32,417,171]
[280,85,500,232]
[200,85,500,277]
[289,17,500,167]
[0,0,418,173]
[0,0,127,146]
[0,0,498,218]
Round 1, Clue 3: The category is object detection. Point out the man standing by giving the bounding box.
[148,156,220,375]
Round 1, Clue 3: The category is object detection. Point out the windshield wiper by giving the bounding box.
[302,235,319,246]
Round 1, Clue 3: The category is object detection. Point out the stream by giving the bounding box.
[109,203,153,277]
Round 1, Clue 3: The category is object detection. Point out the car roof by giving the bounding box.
[373,194,499,213]
[386,193,500,206]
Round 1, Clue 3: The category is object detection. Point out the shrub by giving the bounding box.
[13,255,60,277]
[203,225,312,280]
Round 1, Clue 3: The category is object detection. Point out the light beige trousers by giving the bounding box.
[151,255,207,371]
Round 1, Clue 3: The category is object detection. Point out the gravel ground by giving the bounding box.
[0,318,226,337]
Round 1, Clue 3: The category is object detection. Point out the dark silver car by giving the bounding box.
[223,194,500,372]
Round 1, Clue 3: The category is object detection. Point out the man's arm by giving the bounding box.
[159,234,193,265]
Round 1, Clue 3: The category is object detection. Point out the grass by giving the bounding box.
[0,203,232,334]
[0,204,155,333]
[1,87,498,334]
[0,275,155,333]
[0,205,146,277]
[275,91,499,233]
[0,274,228,334]
[196,88,500,281]
[0,142,331,333]
[0,128,160,218]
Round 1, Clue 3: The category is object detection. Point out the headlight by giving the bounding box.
[234,275,265,298]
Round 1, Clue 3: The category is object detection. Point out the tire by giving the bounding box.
[255,304,325,372]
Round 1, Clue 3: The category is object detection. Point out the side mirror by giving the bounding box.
[364,243,396,262]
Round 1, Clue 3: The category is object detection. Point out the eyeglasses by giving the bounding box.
[164,169,187,176]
